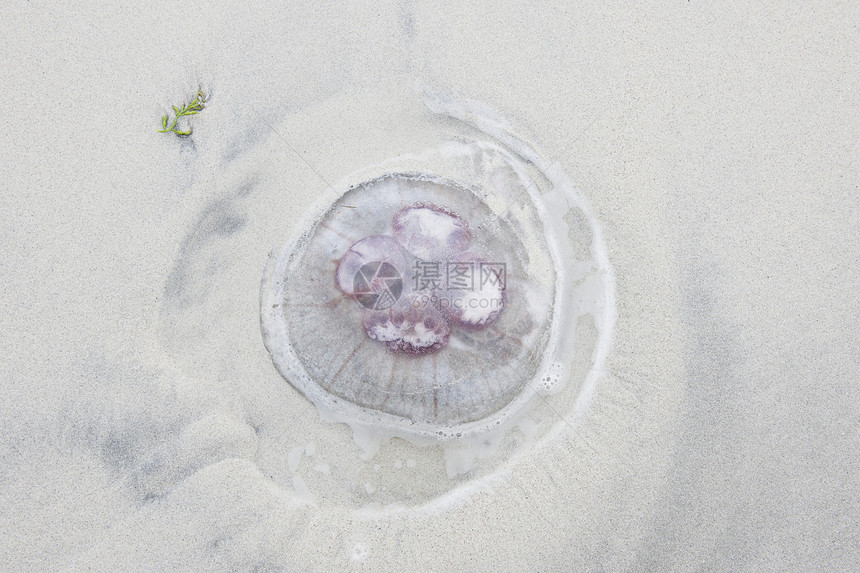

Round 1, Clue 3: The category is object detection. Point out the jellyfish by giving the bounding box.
[261,170,560,434]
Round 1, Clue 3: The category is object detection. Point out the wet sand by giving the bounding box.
[1,1,857,571]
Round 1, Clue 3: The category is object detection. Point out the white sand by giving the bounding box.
[1,1,857,571]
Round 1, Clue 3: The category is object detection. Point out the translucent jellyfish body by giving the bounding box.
[260,121,615,469]
[262,172,552,432]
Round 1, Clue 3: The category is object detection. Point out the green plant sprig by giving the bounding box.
[158,90,208,136]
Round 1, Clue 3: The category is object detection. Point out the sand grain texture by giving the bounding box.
[1,1,857,571]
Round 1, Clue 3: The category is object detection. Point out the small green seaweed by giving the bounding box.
[158,89,208,136]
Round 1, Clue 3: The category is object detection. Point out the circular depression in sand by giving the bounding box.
[159,98,616,509]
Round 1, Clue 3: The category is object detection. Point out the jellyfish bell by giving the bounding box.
[262,168,555,436]
[261,134,614,485]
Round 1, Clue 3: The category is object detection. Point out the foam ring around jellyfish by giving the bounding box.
[261,139,607,452]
